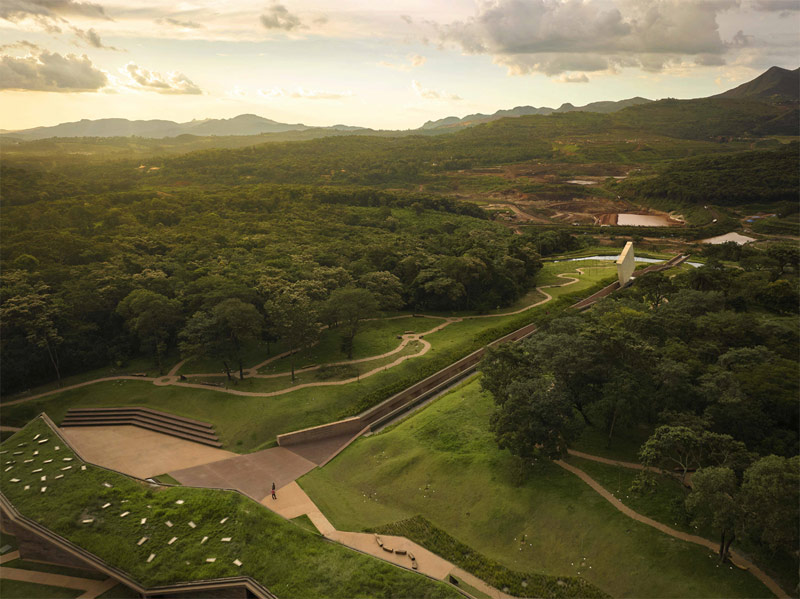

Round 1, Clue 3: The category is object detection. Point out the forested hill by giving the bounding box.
[619,142,800,207]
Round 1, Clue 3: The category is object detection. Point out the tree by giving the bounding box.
[179,299,262,380]
[739,455,800,554]
[266,290,320,381]
[685,466,740,563]
[632,271,676,307]
[322,287,379,358]
[0,279,64,387]
[358,271,404,311]
[639,425,751,483]
[489,375,584,460]
[116,289,183,374]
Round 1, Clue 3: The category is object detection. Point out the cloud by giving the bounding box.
[412,80,461,100]
[379,53,427,71]
[72,26,118,50]
[558,72,589,83]
[260,3,302,31]
[751,0,800,11]
[437,0,739,76]
[158,17,204,29]
[123,62,202,94]
[257,87,352,99]
[0,0,108,21]
[0,49,107,91]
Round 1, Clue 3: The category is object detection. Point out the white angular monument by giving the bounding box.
[616,242,636,286]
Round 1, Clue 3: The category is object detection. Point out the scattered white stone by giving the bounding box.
[33,451,39,456]
[188,521,196,529]
[147,553,155,563]
[32,468,42,473]
[61,466,72,471]
[219,517,228,524]
[13,452,22,456]
[17,443,25,447]
[24,459,33,464]
[4,460,13,465]
[38,439,49,444]
[206,558,216,563]
[120,511,130,518]
[102,482,112,488]
[81,466,86,471]
[83,519,93,524]
[233,559,242,567]
[168,537,177,545]
[200,536,208,544]
[221,537,231,542]
[23,485,30,490]
[40,476,46,482]
[0,450,6,454]
[43,459,52,464]
[138,537,148,546]
[33,434,40,440]
[165,521,173,527]
[4,466,13,472]
[55,475,63,479]
[140,518,147,525]
[40,486,47,493]
[55,446,60,451]
[101,503,111,509]
[175,499,184,505]
[122,500,128,503]
[9,478,19,483]
[63,458,73,462]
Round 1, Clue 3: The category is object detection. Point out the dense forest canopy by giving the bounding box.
[0,180,543,394]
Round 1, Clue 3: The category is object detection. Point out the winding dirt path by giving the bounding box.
[2,269,588,405]
[556,459,789,599]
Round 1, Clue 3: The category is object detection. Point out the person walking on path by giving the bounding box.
[271,482,277,500]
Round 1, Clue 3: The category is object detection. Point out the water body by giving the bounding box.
[700,232,756,245]
[616,214,673,227]
[555,256,701,267]
[566,179,597,185]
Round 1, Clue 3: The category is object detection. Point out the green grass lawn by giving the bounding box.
[0,579,83,599]
[0,419,458,599]
[299,378,773,598]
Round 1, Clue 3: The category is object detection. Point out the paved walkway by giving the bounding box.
[555,459,789,599]
[169,447,317,500]
[264,482,512,599]
[0,563,118,598]
[60,426,235,479]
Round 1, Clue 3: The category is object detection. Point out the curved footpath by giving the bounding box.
[556,458,789,598]
[3,271,586,406]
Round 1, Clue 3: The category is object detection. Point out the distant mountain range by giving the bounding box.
[2,114,366,141]
[3,66,796,140]
[419,97,652,130]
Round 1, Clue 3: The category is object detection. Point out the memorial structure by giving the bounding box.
[616,241,635,286]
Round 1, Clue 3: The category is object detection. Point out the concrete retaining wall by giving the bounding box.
[276,417,365,447]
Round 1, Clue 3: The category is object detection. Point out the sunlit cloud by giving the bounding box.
[0,49,107,91]
[379,53,426,71]
[411,79,461,101]
[122,62,202,94]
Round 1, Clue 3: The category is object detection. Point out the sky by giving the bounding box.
[1,0,798,131]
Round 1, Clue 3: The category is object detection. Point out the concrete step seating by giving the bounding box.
[60,407,223,448]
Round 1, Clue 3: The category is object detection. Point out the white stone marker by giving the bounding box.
[81,465,87,471]
[13,452,23,455]
[233,559,242,567]
[40,476,46,481]
[165,521,173,527]
[188,521,196,529]
[200,536,208,544]
[24,460,33,463]
[102,482,112,488]
[101,503,111,509]
[138,537,148,546]
[55,475,63,479]
[168,537,177,545]
[32,468,42,473]
[10,478,19,483]
[221,537,231,542]
[43,459,52,463]
[140,518,147,525]
[175,499,184,505]
[206,558,216,563]
[61,466,72,471]
[38,439,49,444]
[55,446,60,451]
[33,434,40,440]
[83,519,94,524]
[120,511,130,518]
[23,485,30,490]
[219,517,228,524]
[33,451,39,456]
[4,466,13,472]
[40,486,47,493]
[147,553,156,563]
